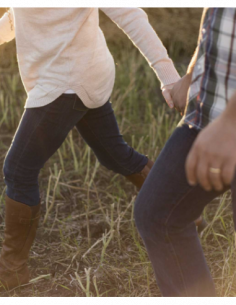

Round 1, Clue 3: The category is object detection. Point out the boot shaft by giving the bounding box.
[1,196,40,271]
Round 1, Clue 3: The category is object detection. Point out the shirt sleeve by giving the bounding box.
[0,8,15,45]
[100,7,180,88]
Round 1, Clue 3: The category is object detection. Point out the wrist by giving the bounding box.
[162,82,176,90]
[181,73,192,88]
[185,71,193,81]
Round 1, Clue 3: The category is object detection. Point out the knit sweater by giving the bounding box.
[0,8,180,109]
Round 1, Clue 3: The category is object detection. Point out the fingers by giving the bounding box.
[162,89,174,109]
[221,161,235,186]
[180,104,186,114]
[208,163,224,191]
[196,158,212,191]
[185,147,198,186]
[186,150,233,191]
[174,106,181,113]
[187,157,224,191]
[174,101,186,115]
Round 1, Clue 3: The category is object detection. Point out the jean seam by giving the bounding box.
[81,117,145,175]
[164,186,198,297]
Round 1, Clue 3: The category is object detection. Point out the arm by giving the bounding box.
[187,7,208,78]
[0,8,15,45]
[100,8,180,89]
[169,47,198,114]
[170,8,207,113]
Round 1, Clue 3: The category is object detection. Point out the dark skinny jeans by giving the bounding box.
[3,94,148,206]
[134,123,235,297]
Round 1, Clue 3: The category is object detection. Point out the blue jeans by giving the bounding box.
[3,94,147,206]
[134,124,234,297]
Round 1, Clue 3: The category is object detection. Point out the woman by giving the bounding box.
[0,8,192,290]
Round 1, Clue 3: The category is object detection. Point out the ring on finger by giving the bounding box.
[209,167,221,174]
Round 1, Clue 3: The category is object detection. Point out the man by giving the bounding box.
[134,8,236,296]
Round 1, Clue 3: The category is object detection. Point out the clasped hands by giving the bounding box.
[162,73,191,115]
[162,76,236,192]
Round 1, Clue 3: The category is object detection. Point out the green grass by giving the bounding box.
[0,20,236,296]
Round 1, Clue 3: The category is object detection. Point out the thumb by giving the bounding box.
[162,89,174,109]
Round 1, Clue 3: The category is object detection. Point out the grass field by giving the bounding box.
[0,7,203,52]
[0,8,236,297]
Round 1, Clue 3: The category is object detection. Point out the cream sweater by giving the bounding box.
[0,8,180,108]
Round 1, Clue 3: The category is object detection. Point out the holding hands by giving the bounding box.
[162,73,192,115]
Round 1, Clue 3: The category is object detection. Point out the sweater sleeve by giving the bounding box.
[0,8,15,45]
[100,8,180,88]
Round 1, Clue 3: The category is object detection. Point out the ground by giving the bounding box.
[0,8,236,297]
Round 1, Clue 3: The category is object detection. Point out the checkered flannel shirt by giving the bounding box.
[184,8,236,130]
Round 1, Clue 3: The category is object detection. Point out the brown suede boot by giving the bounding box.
[125,159,207,233]
[125,159,154,190]
[0,196,40,291]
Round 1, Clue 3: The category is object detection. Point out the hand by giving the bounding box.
[170,74,192,114]
[162,83,175,109]
[185,115,236,191]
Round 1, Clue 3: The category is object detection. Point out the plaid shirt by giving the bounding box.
[184,8,236,130]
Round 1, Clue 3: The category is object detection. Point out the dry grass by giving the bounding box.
[0,8,236,297]
[0,37,178,297]
[100,8,203,57]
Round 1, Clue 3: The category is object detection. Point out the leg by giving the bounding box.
[76,100,206,230]
[3,94,88,206]
[134,124,228,296]
[1,94,88,290]
[75,100,148,177]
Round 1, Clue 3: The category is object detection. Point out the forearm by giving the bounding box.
[101,7,180,88]
[186,47,199,75]
[0,9,15,45]
[186,9,208,76]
